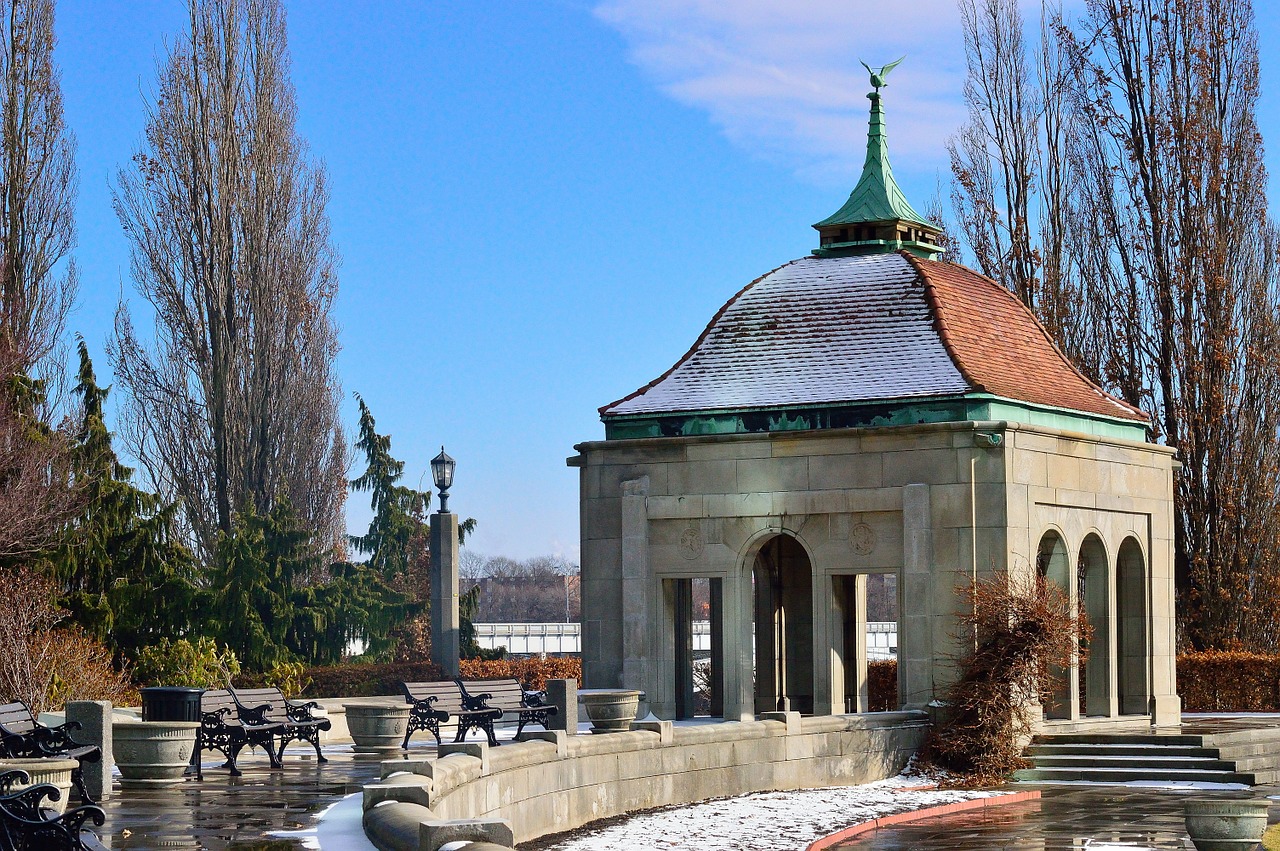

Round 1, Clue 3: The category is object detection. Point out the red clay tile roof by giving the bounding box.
[601,251,1147,424]
[905,253,1147,422]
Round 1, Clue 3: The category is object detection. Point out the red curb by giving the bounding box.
[805,790,1042,851]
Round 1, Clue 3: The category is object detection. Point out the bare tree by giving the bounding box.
[0,0,76,384]
[112,0,346,562]
[953,0,1280,650]
[0,345,76,563]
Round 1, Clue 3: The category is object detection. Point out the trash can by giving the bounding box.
[140,687,205,722]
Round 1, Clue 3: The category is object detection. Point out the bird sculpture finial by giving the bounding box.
[860,56,905,91]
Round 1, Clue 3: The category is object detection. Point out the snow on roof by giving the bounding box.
[601,252,1147,424]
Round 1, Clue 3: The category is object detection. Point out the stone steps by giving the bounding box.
[1016,733,1254,786]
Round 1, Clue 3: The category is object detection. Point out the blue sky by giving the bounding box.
[59,1,1280,562]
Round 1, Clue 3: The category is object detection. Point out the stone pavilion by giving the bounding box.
[570,65,1180,729]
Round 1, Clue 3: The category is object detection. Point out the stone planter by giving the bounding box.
[345,703,410,754]
[0,758,77,814]
[1184,798,1270,851]
[113,720,200,786]
[579,690,643,733]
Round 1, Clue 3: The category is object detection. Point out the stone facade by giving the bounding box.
[571,419,1179,727]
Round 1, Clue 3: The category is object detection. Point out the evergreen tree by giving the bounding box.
[349,395,429,578]
[52,340,196,662]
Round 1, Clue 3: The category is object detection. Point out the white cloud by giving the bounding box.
[594,0,970,184]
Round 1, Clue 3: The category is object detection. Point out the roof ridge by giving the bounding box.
[906,252,1148,422]
[598,260,801,416]
[901,250,986,394]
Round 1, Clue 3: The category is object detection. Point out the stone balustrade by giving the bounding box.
[362,710,927,851]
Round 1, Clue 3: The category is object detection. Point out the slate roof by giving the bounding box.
[601,252,1147,423]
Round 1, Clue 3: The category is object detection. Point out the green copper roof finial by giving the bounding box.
[861,56,903,92]
[812,57,944,259]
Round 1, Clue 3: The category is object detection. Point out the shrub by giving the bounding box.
[0,566,138,713]
[460,656,582,691]
[925,571,1088,785]
[294,661,445,698]
[1178,651,1280,711]
[262,660,311,698]
[868,659,898,712]
[134,637,241,688]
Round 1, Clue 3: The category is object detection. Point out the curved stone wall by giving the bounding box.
[362,711,928,851]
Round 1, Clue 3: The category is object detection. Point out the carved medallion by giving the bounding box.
[679,527,705,560]
[852,522,877,555]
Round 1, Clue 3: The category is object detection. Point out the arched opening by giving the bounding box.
[1077,535,1112,717]
[1037,530,1073,719]
[1117,537,1151,715]
[753,535,814,714]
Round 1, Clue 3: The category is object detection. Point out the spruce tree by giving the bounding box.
[53,341,196,662]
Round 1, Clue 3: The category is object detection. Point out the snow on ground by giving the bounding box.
[538,772,1009,851]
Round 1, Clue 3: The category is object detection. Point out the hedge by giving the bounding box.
[1177,651,1280,712]
[855,653,1280,713]
[459,656,582,691]
[239,657,585,699]
[868,659,898,712]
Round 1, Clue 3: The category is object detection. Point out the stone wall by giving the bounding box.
[362,712,927,851]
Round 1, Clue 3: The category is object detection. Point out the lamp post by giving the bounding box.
[429,447,460,677]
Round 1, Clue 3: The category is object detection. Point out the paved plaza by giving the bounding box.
[81,718,1280,849]
[94,744,426,849]
[836,784,1280,850]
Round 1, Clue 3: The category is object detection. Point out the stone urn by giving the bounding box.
[579,690,643,733]
[344,702,410,754]
[113,720,200,786]
[1184,798,1270,851]
[0,758,77,814]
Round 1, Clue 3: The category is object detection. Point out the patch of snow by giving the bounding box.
[269,791,375,851]
[540,772,1010,851]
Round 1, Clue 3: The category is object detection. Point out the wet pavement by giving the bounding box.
[92,743,426,850]
[832,785,1277,850]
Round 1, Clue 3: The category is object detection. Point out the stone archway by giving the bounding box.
[752,534,814,714]
[1037,530,1073,719]
[1117,537,1151,715]
[1077,534,1112,717]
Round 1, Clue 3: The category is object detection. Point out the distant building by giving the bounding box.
[572,66,1178,727]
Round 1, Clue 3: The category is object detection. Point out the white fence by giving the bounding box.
[474,622,898,659]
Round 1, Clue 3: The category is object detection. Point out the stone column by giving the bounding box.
[65,701,112,800]
[620,477,650,696]
[811,571,838,716]
[720,565,754,721]
[901,484,933,710]
[546,679,578,734]
[430,511,460,677]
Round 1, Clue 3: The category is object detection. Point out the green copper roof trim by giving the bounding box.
[812,237,940,260]
[601,393,1148,443]
[813,59,938,236]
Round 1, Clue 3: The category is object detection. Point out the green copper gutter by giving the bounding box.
[602,393,1148,443]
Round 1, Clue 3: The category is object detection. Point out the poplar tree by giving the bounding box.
[950,0,1280,649]
[112,0,346,563]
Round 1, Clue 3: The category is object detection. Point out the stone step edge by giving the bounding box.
[804,791,1042,851]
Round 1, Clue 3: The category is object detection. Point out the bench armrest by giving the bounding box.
[236,702,272,726]
[522,690,549,707]
[462,692,494,711]
[285,699,321,721]
[407,695,439,709]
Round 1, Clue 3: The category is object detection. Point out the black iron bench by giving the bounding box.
[231,687,330,764]
[400,681,502,747]
[0,769,106,851]
[0,703,101,805]
[195,689,284,779]
[456,678,557,738]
